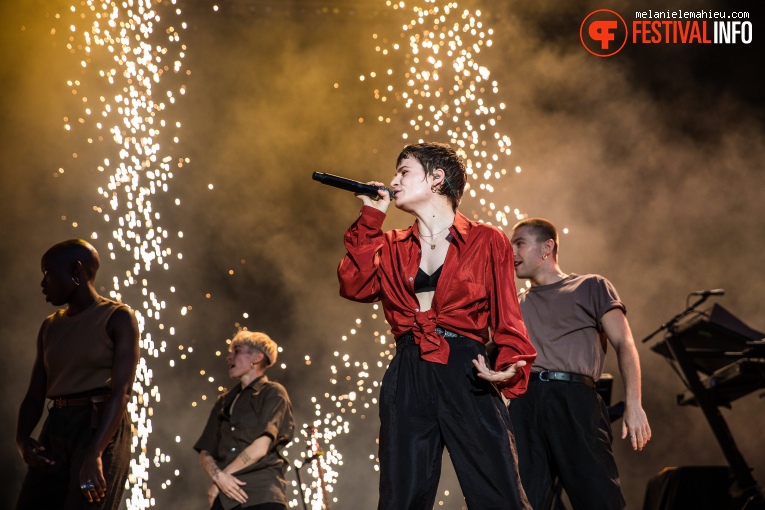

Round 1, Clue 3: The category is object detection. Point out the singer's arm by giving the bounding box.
[486,229,536,399]
[338,206,387,302]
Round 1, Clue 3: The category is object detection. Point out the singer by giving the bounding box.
[337,142,536,509]
[508,218,651,510]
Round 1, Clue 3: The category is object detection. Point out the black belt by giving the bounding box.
[435,327,459,338]
[396,327,460,346]
[531,370,595,388]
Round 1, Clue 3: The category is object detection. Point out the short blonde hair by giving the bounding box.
[230,331,278,368]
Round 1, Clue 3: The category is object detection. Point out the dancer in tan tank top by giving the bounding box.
[15,239,139,510]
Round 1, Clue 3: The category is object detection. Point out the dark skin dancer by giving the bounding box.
[15,240,139,504]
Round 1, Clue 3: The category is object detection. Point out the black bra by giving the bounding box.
[414,265,443,293]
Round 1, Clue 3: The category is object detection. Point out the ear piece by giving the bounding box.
[431,170,445,193]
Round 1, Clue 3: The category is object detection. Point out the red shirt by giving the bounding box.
[338,206,536,398]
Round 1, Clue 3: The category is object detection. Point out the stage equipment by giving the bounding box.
[643,466,735,510]
[642,293,765,510]
[294,426,330,510]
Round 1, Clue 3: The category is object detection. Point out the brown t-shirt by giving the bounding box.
[518,274,625,381]
[43,296,127,398]
[194,375,295,509]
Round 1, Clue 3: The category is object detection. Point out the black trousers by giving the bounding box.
[211,499,285,510]
[509,378,626,510]
[378,334,530,510]
[16,405,131,510]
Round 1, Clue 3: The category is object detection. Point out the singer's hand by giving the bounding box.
[356,181,391,213]
[472,354,526,383]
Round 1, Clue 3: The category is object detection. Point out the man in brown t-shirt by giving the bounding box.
[508,218,651,510]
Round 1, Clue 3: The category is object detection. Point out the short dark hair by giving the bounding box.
[396,142,467,211]
[513,218,559,259]
[44,239,101,280]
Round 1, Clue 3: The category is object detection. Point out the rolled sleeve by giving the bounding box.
[593,276,627,328]
[251,386,292,445]
[193,395,224,455]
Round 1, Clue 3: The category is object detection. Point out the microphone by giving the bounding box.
[690,289,725,296]
[312,172,394,201]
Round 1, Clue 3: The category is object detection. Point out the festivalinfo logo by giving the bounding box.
[580,8,753,57]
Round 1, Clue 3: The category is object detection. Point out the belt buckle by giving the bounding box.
[538,370,551,382]
[435,327,458,338]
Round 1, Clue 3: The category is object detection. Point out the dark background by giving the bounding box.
[2,0,763,508]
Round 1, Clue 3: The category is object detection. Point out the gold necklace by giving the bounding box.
[419,224,452,250]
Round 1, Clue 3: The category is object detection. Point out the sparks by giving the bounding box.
[53,0,188,507]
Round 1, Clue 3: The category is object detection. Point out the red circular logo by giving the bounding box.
[580,9,628,57]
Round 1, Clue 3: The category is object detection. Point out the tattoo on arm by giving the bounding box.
[239,452,251,465]
[203,452,221,480]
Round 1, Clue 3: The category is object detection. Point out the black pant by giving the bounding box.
[378,334,531,510]
[211,499,285,510]
[509,378,626,510]
[16,405,131,510]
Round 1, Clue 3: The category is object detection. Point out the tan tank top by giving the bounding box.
[43,296,126,398]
